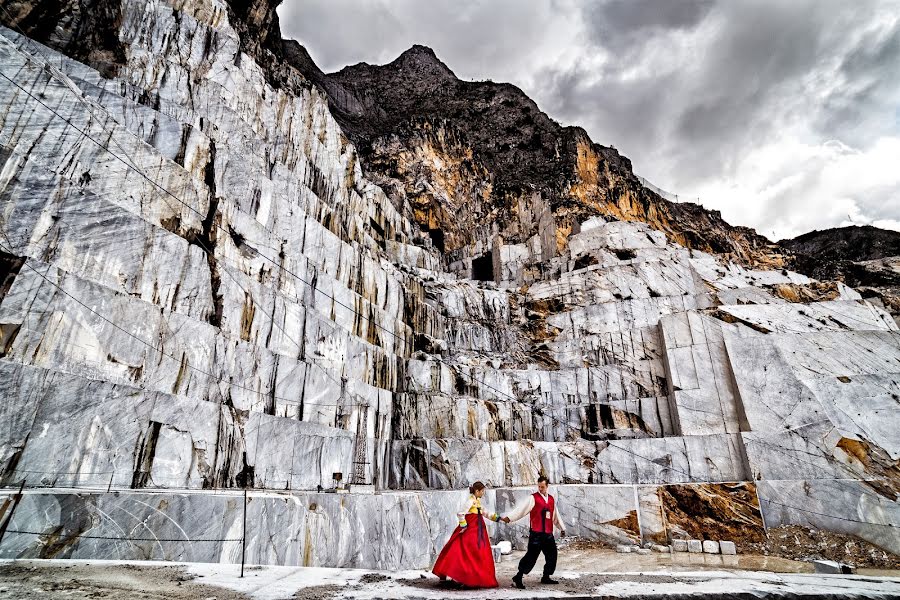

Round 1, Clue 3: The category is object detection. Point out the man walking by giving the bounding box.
[502,475,566,589]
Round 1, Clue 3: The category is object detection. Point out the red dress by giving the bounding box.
[432,511,499,588]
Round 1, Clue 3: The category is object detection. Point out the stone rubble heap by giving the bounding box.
[0,0,897,569]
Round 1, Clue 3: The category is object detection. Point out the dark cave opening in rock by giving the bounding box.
[0,249,25,303]
[613,248,637,261]
[472,252,494,282]
[426,227,445,252]
[574,253,599,270]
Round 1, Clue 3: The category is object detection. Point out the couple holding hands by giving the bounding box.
[432,476,566,589]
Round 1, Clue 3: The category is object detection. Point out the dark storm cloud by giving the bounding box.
[584,0,715,51]
[816,19,900,144]
[538,1,900,186]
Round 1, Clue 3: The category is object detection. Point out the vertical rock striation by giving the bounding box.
[0,0,897,567]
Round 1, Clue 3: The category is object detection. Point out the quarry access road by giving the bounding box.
[2,557,899,599]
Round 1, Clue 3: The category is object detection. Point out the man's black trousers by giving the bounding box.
[517,530,557,577]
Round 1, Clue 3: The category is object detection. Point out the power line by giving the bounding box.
[0,33,412,348]
[0,241,349,410]
[1,22,893,538]
[0,31,406,426]
[759,498,897,529]
[0,22,790,490]
[4,529,242,542]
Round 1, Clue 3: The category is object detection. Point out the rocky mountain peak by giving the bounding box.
[393,44,456,78]
[780,226,900,317]
[283,36,783,273]
[332,44,455,81]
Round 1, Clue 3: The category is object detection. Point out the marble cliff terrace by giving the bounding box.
[0,0,897,569]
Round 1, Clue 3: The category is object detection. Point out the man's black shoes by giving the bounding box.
[512,573,525,589]
[541,576,559,584]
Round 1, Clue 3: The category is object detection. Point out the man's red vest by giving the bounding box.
[529,492,555,533]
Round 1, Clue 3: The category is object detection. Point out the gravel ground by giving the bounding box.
[0,562,250,599]
[396,572,699,594]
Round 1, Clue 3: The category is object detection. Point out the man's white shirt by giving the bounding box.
[505,493,566,533]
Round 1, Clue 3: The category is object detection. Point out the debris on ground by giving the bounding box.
[291,583,347,600]
[743,525,900,569]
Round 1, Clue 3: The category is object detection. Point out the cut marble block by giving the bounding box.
[724,330,900,434]
[547,295,715,341]
[673,539,689,552]
[688,252,811,289]
[727,327,900,481]
[389,435,749,489]
[719,300,898,334]
[687,540,702,553]
[714,286,783,306]
[703,540,720,554]
[637,486,667,544]
[0,156,215,323]
[395,374,674,443]
[659,312,743,435]
[757,479,900,555]
[0,361,360,491]
[720,541,737,555]
[813,560,854,574]
[740,420,895,484]
[800,374,900,460]
[495,485,639,550]
[0,487,481,569]
[539,254,707,303]
[572,219,668,252]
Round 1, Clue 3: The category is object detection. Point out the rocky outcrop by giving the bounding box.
[0,0,127,77]
[783,226,900,264]
[0,0,897,568]
[284,43,785,275]
[782,226,900,322]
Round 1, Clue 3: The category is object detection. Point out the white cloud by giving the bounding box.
[696,135,900,239]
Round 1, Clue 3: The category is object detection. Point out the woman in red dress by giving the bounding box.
[432,481,504,588]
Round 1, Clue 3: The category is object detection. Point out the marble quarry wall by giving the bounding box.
[0,482,775,569]
[0,0,897,566]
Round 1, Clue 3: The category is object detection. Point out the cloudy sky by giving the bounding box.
[278,0,900,240]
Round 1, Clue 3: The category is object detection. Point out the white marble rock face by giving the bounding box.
[0,0,898,568]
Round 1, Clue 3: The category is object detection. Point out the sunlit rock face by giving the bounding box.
[1,0,898,567]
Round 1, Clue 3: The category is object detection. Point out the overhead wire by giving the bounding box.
[0,43,709,487]
[0,20,869,502]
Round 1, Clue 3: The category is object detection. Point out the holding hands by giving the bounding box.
[501,516,510,523]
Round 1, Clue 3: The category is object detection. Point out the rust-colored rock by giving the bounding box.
[281,43,788,274]
[659,482,766,544]
[605,509,641,537]
[835,437,900,501]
